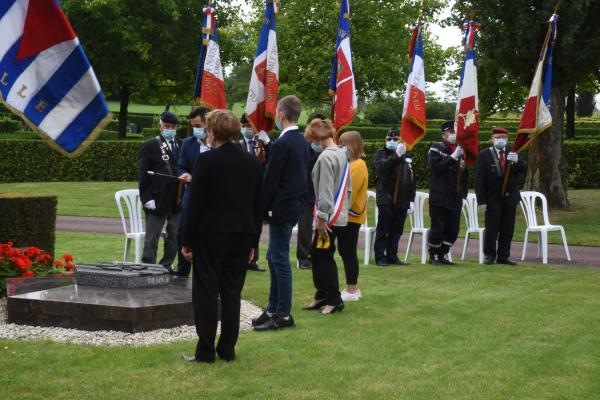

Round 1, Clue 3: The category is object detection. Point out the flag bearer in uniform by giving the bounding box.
[475,128,526,265]
[427,120,469,265]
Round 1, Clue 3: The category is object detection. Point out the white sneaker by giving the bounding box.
[341,289,360,302]
[355,288,362,299]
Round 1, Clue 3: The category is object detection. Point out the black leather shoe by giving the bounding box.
[387,257,408,266]
[321,303,345,314]
[254,314,295,331]
[375,259,389,267]
[302,298,327,311]
[247,262,266,272]
[441,255,455,265]
[483,257,495,265]
[429,255,443,265]
[497,258,517,266]
[297,259,312,269]
[251,310,272,327]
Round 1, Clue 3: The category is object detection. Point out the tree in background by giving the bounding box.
[453,0,600,207]
[62,0,248,138]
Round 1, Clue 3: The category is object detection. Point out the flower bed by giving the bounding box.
[0,241,74,297]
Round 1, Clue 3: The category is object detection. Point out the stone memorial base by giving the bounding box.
[7,275,194,333]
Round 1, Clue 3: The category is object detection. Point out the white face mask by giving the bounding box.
[447,133,457,144]
[493,138,507,150]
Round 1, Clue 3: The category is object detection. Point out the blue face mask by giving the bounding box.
[241,127,254,140]
[162,129,177,141]
[311,143,323,153]
[275,118,283,131]
[385,140,398,151]
[192,127,207,140]
[340,146,348,156]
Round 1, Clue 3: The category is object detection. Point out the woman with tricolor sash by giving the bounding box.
[302,119,351,314]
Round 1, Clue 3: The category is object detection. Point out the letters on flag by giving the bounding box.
[0,0,111,157]
[400,22,426,150]
[246,0,279,134]
[329,0,357,135]
[514,14,559,153]
[454,19,481,167]
[193,4,226,110]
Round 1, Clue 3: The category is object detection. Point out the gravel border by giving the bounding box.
[0,298,262,347]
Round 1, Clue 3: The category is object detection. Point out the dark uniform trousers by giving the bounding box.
[311,227,342,306]
[192,233,252,362]
[374,205,408,261]
[484,201,517,259]
[142,211,180,266]
[428,205,461,257]
[296,205,314,263]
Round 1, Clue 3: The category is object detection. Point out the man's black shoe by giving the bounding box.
[251,310,272,327]
[375,258,389,267]
[297,259,312,269]
[429,255,443,265]
[247,262,266,272]
[497,257,517,266]
[441,255,456,265]
[387,256,408,266]
[254,314,295,331]
[483,256,495,265]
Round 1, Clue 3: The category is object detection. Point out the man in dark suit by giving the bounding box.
[237,113,272,272]
[175,107,210,277]
[252,95,312,331]
[476,127,527,265]
[138,111,182,269]
[181,110,264,363]
[427,120,469,265]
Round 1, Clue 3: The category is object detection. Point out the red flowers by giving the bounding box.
[1,242,76,296]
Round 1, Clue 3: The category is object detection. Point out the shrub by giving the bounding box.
[0,193,57,257]
[364,98,403,125]
[0,117,21,133]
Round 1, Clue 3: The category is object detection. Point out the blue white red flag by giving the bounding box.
[329,0,357,135]
[400,22,426,150]
[514,14,559,152]
[454,19,481,167]
[193,3,226,110]
[246,0,278,134]
[0,0,110,157]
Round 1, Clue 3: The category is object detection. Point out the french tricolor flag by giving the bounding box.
[0,0,110,157]
[329,0,357,135]
[193,3,226,110]
[246,0,278,134]
[514,14,559,153]
[454,19,481,167]
[400,22,426,150]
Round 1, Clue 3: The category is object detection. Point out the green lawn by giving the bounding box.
[2,232,600,398]
[1,182,598,246]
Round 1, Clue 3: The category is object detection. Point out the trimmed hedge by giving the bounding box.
[0,117,21,133]
[0,193,57,255]
[1,140,600,189]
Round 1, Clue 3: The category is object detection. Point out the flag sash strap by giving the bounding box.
[314,161,350,228]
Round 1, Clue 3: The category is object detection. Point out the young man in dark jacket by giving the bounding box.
[475,127,526,265]
[371,127,416,266]
[427,120,469,265]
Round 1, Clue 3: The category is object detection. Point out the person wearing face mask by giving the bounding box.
[427,120,469,265]
[174,107,211,277]
[252,95,312,331]
[475,127,527,265]
[296,113,326,270]
[138,111,182,270]
[371,127,416,266]
[237,113,271,272]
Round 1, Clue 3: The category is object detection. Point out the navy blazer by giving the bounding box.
[263,128,312,224]
[178,136,204,176]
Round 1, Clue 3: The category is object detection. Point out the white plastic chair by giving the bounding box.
[520,191,571,264]
[405,192,430,264]
[115,189,145,264]
[461,193,485,264]
[359,191,378,265]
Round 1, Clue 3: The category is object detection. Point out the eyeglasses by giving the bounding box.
[386,137,399,142]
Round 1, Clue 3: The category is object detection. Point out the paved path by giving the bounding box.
[57,215,598,268]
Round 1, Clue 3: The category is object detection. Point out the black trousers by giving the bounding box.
[249,222,262,264]
[337,222,361,285]
[484,201,517,259]
[192,233,252,362]
[428,205,461,257]
[311,226,342,306]
[296,204,314,263]
[374,205,408,261]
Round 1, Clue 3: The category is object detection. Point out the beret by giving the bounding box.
[160,111,178,125]
[492,127,509,135]
[387,127,400,137]
[441,120,455,132]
